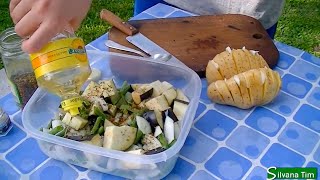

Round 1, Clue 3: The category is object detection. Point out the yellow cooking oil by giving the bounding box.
[29,31,91,116]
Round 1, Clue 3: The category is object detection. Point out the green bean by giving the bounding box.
[98,126,105,135]
[91,117,103,134]
[157,133,168,149]
[55,127,66,137]
[49,125,63,135]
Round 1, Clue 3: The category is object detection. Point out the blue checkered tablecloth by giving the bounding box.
[1,3,320,180]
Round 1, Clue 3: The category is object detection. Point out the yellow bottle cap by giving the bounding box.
[61,97,83,116]
[69,107,80,116]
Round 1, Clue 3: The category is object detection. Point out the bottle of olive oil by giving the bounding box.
[29,31,91,116]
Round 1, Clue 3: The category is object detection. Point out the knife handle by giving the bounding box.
[100,9,138,36]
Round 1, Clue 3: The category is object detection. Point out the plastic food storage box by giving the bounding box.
[22,50,201,179]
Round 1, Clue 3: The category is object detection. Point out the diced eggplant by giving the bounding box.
[142,134,162,151]
[89,101,102,116]
[164,116,175,144]
[161,81,173,91]
[62,113,72,125]
[96,98,108,111]
[142,111,158,130]
[162,108,179,122]
[132,85,153,104]
[65,125,92,141]
[176,89,189,102]
[113,113,123,124]
[84,134,103,147]
[154,126,162,137]
[136,116,152,135]
[82,81,103,97]
[131,83,145,91]
[145,95,169,112]
[174,121,181,139]
[104,119,114,128]
[144,147,166,155]
[172,99,189,121]
[107,104,117,117]
[150,80,164,97]
[99,79,117,98]
[154,110,164,129]
[103,126,137,151]
[68,116,89,130]
[138,100,147,109]
[52,120,63,129]
[162,88,177,106]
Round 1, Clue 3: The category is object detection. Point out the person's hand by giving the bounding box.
[10,0,92,53]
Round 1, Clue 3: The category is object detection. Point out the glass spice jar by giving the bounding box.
[0,27,38,108]
[0,107,12,136]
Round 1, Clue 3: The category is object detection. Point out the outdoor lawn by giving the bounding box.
[0,0,319,69]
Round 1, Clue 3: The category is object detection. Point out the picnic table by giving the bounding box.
[1,3,320,180]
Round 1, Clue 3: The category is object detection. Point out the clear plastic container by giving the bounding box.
[22,50,201,179]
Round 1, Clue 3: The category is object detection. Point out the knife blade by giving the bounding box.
[99,9,186,66]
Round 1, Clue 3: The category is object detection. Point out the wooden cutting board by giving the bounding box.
[108,14,279,77]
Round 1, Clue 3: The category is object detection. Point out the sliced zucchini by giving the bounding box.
[163,88,177,106]
[132,85,153,104]
[172,99,189,121]
[145,95,169,112]
[136,116,152,135]
[125,92,133,104]
[99,79,117,98]
[103,125,137,151]
[164,116,175,144]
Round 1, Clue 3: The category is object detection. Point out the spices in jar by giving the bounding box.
[0,27,38,108]
[11,72,38,107]
[0,108,12,136]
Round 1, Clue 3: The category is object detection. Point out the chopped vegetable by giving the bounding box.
[91,117,103,134]
[41,79,190,155]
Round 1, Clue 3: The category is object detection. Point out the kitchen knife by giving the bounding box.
[99,9,186,66]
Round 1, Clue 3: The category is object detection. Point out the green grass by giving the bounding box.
[0,0,319,69]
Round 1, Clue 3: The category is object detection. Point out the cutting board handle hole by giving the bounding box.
[250,21,254,24]
[253,33,263,39]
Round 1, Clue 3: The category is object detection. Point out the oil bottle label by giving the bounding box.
[29,38,89,79]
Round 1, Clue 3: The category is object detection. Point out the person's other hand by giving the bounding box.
[10,0,92,53]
